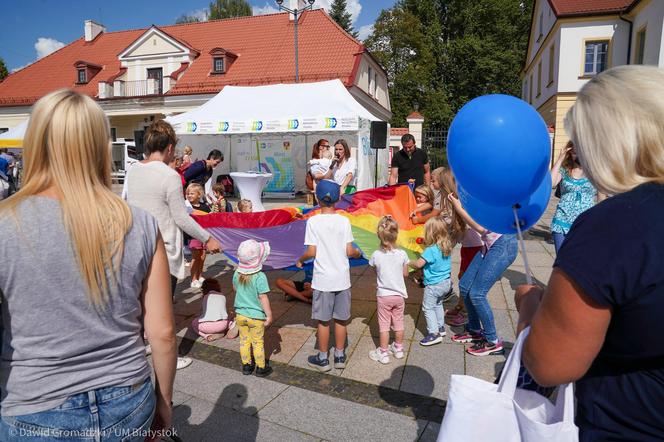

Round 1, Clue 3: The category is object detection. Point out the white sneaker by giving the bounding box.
[190,279,202,289]
[176,356,193,370]
[198,277,206,283]
[369,348,390,364]
[388,342,405,359]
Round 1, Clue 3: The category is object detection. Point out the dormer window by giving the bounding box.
[213,57,225,73]
[77,69,87,84]
[74,60,102,85]
[209,47,237,75]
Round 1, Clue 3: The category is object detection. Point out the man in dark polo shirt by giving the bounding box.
[388,133,430,187]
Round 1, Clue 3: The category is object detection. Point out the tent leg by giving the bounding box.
[374,150,378,188]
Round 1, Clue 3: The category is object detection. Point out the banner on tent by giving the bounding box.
[231,137,298,194]
[173,116,361,135]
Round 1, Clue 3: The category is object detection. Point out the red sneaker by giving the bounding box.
[451,331,483,344]
[466,339,505,356]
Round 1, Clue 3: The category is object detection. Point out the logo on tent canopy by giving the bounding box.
[186,122,198,133]
[325,118,337,129]
[251,121,263,131]
[218,121,230,132]
[288,119,299,130]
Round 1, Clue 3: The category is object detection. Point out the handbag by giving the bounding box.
[438,327,578,442]
[305,172,314,191]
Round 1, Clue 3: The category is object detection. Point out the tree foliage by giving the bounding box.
[0,58,8,82]
[329,0,358,38]
[208,0,252,20]
[176,14,203,24]
[365,0,533,128]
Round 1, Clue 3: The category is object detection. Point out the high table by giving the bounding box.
[230,172,273,212]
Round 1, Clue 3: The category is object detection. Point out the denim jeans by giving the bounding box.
[422,279,452,335]
[0,378,155,442]
[552,232,565,255]
[459,234,518,343]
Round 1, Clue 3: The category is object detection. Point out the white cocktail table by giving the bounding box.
[230,172,273,212]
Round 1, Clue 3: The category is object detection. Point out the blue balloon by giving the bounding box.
[447,94,551,206]
[459,172,552,234]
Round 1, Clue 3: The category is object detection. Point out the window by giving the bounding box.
[77,68,87,84]
[635,27,646,64]
[548,44,555,85]
[213,57,224,73]
[529,74,533,104]
[537,62,542,97]
[584,41,609,76]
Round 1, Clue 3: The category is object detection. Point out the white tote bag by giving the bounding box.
[438,327,578,442]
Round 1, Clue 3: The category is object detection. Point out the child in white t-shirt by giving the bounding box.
[296,180,361,372]
[191,279,229,341]
[368,216,410,364]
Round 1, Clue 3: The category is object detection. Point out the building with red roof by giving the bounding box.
[522,0,662,158]
[0,7,390,141]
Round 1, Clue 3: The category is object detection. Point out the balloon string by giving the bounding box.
[513,206,533,285]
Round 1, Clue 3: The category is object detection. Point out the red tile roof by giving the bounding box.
[406,111,424,120]
[390,127,408,136]
[0,10,365,106]
[548,0,638,17]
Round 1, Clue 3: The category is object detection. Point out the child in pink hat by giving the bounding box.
[233,239,273,377]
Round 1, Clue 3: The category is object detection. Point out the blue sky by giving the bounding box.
[0,0,396,72]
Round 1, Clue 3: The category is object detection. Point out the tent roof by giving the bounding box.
[0,120,28,148]
[167,79,380,135]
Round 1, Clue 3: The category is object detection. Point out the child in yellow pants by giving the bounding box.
[233,240,273,377]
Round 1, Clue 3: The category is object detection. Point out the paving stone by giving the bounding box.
[341,335,411,388]
[346,300,375,336]
[264,326,314,364]
[487,285,507,310]
[172,389,193,407]
[350,264,368,276]
[419,421,441,442]
[258,386,426,442]
[273,302,318,330]
[263,294,296,323]
[464,349,507,383]
[513,251,555,268]
[494,308,516,344]
[173,396,318,442]
[401,342,464,401]
[290,332,362,376]
[173,360,288,412]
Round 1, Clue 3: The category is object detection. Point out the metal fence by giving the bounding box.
[422,128,448,170]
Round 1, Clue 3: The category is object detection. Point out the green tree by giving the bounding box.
[176,14,202,24]
[329,0,358,38]
[208,0,252,20]
[365,0,532,129]
[0,57,8,81]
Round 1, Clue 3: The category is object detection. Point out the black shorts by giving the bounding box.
[294,281,307,292]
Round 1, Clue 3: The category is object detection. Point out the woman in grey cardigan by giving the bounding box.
[126,120,222,369]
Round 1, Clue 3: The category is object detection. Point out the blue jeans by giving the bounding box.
[552,232,565,255]
[459,234,518,343]
[422,279,452,335]
[0,378,155,442]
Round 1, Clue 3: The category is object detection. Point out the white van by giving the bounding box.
[111,139,140,183]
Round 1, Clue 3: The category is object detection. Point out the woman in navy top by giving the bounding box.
[516,65,664,441]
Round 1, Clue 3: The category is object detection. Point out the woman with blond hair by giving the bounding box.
[0,90,176,440]
[516,66,664,440]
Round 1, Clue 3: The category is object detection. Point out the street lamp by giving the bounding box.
[276,0,316,83]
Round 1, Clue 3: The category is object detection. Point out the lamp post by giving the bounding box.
[276,0,315,83]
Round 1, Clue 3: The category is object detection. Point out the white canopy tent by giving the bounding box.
[0,119,29,149]
[166,80,390,195]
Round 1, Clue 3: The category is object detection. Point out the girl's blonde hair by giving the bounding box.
[237,271,254,286]
[183,145,193,155]
[186,182,204,198]
[238,199,252,212]
[424,217,454,257]
[564,65,664,195]
[438,168,467,243]
[376,215,399,250]
[0,89,132,307]
[414,185,434,204]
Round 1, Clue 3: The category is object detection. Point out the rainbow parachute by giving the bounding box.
[193,185,425,269]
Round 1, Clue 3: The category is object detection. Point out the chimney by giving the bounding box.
[84,20,105,42]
